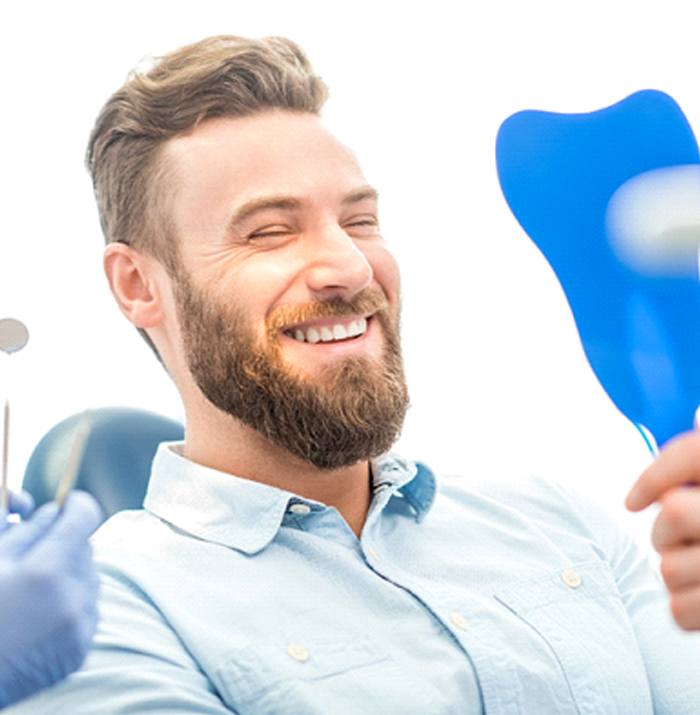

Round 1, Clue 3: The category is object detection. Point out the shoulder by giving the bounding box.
[89,508,201,599]
[432,470,631,560]
[437,470,602,520]
[93,508,169,545]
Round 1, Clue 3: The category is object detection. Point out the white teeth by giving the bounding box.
[287,316,370,343]
[332,324,348,340]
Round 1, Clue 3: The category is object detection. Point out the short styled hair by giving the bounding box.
[86,35,329,359]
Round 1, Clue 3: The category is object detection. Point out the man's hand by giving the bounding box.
[0,491,103,707]
[626,430,700,630]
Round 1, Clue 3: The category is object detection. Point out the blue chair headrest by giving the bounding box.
[22,407,184,522]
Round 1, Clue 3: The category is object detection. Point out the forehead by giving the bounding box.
[163,110,368,213]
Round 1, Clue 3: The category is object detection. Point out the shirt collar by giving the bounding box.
[143,442,436,555]
[370,452,436,521]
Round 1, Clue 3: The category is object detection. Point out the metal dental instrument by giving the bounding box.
[2,400,8,513]
[0,318,30,513]
[0,319,29,356]
[54,410,93,508]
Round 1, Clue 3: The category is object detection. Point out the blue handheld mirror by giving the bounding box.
[496,90,700,449]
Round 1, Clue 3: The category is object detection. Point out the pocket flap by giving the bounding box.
[215,636,392,707]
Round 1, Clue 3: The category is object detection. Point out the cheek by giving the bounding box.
[367,245,401,302]
[226,255,300,332]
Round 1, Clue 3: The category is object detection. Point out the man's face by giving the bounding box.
[162,110,409,469]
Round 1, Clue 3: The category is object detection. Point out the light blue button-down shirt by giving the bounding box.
[9,442,700,714]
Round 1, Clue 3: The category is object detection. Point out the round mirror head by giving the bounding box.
[0,318,29,354]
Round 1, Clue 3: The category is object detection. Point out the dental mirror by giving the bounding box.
[1,318,29,511]
[0,318,30,354]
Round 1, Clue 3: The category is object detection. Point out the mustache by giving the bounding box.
[266,287,389,334]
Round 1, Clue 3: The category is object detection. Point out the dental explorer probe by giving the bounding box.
[54,410,93,508]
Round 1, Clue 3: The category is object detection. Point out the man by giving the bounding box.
[7,35,700,713]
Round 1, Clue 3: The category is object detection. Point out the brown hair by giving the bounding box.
[86,35,329,360]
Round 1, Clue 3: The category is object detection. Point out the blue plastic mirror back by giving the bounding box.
[496,90,700,447]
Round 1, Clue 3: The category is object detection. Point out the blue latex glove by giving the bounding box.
[0,492,35,528]
[0,491,102,708]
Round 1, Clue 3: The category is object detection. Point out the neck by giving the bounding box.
[182,404,373,539]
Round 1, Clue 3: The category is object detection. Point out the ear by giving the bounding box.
[103,243,165,329]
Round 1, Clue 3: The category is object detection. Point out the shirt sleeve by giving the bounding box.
[551,480,700,714]
[3,568,238,714]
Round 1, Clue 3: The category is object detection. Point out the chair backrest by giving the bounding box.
[22,407,184,523]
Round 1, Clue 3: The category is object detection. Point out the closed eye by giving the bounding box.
[250,230,291,239]
[249,220,379,240]
[345,218,380,237]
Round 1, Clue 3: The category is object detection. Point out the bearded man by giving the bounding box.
[7,35,700,715]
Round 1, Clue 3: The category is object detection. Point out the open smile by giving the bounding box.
[282,314,373,345]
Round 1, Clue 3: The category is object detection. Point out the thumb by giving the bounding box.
[7,491,35,519]
[29,491,103,563]
[0,491,35,534]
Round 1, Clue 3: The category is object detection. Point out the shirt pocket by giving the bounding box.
[213,636,448,715]
[493,559,653,715]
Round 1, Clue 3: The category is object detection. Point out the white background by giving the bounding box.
[2,0,695,549]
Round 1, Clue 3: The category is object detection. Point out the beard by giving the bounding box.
[172,268,409,470]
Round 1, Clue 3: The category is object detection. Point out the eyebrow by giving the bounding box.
[227,185,379,230]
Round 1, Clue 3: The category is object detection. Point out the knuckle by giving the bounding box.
[660,554,680,586]
[651,517,673,551]
[669,429,700,457]
[53,586,79,625]
[670,594,693,630]
[22,562,60,594]
[669,591,700,631]
[659,490,689,522]
[686,433,700,462]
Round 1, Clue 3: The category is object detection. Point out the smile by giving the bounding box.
[283,315,371,344]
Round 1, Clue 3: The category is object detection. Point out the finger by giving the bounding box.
[29,491,103,561]
[660,543,700,590]
[651,487,700,550]
[7,490,35,518]
[0,491,35,533]
[0,501,60,556]
[626,429,700,511]
[670,585,700,631]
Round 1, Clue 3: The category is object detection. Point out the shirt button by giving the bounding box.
[289,503,311,515]
[561,568,582,589]
[449,611,469,631]
[366,546,380,561]
[287,644,310,662]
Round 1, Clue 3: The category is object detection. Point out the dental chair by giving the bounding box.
[22,407,184,524]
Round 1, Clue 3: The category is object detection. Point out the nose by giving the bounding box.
[303,225,374,301]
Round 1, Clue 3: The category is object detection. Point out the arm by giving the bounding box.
[4,566,238,714]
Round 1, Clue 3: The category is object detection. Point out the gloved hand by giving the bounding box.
[0,491,35,530]
[0,491,103,708]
